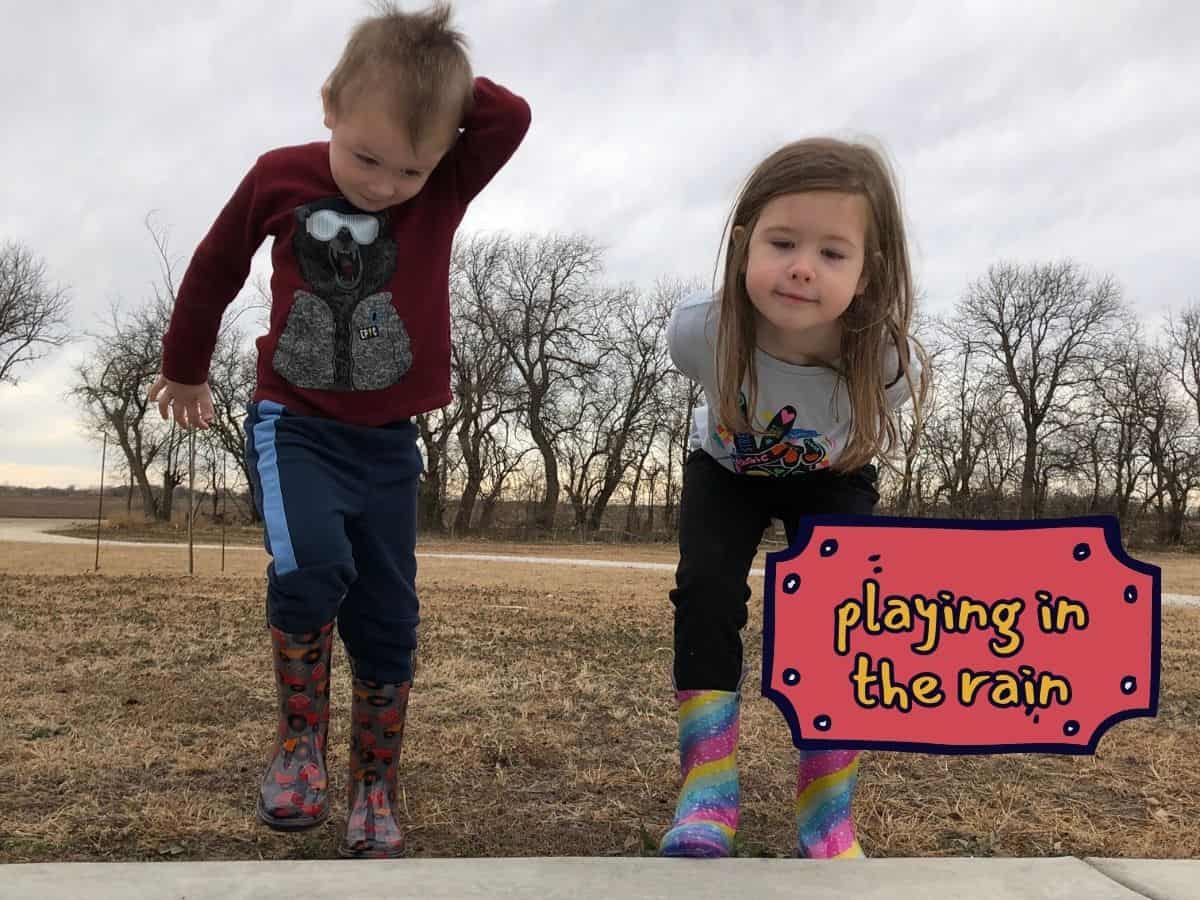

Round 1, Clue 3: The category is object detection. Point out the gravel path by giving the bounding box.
[2,517,1195,607]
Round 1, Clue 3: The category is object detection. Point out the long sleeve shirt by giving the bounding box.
[161,77,531,426]
[669,291,921,475]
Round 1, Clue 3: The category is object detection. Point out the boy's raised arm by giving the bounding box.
[451,76,531,203]
[161,162,270,386]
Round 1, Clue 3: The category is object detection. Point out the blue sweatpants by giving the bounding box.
[244,400,422,683]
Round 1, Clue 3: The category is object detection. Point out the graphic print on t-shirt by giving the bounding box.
[273,198,413,391]
[724,398,831,476]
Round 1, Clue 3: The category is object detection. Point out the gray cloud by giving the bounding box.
[2,0,1198,484]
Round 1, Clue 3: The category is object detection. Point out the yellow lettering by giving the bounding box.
[877,659,910,712]
[911,594,938,653]
[957,667,1072,708]
[959,670,990,705]
[834,598,862,656]
[912,674,944,706]
[850,653,877,707]
[1056,597,1088,631]
[882,596,913,632]
[1040,674,1071,705]
[989,599,1024,656]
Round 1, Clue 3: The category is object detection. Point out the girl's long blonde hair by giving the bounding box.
[714,137,929,471]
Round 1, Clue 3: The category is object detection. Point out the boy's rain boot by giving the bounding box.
[659,689,740,858]
[338,678,411,858]
[256,622,334,830]
[794,749,865,858]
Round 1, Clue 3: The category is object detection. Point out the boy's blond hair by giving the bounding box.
[325,1,474,148]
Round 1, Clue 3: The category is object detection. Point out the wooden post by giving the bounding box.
[188,429,195,575]
[221,453,227,573]
[94,433,107,572]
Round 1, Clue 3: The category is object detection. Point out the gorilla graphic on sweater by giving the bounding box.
[273,198,413,391]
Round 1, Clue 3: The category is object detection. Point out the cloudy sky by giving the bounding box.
[2,0,1198,487]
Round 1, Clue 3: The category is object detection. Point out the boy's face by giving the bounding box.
[323,85,457,212]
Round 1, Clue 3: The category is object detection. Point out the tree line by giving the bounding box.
[4,227,1198,544]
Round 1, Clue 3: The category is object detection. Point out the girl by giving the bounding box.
[661,138,928,859]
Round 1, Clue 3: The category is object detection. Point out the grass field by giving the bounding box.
[1,536,1198,862]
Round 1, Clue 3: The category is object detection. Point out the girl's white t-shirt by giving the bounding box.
[668,292,920,476]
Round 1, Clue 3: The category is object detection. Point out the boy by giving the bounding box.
[148,1,530,858]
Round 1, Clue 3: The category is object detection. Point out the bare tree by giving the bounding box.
[624,457,655,536]
[416,407,460,533]
[201,437,224,520]
[882,307,936,515]
[483,233,606,532]
[976,408,1023,518]
[956,261,1121,517]
[71,217,245,522]
[1034,415,1089,515]
[922,347,1014,517]
[560,381,613,531]
[1138,341,1200,544]
[581,283,680,532]
[474,423,532,533]
[206,323,259,520]
[1165,299,1200,430]
[888,406,925,515]
[0,241,71,386]
[449,234,523,534]
[157,423,188,522]
[71,297,172,519]
[1088,324,1154,527]
[554,279,691,536]
[1073,410,1125,515]
[202,269,268,518]
[659,372,702,531]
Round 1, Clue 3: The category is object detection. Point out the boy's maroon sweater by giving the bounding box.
[161,77,530,425]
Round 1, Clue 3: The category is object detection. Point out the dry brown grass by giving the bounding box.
[1,539,1198,863]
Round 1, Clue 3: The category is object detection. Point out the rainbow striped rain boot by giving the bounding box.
[794,749,865,858]
[659,689,740,858]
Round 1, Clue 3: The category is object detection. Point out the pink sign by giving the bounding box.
[762,516,1160,754]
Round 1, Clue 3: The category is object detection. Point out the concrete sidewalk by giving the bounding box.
[2,858,1198,900]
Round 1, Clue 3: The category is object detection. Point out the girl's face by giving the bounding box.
[734,191,870,363]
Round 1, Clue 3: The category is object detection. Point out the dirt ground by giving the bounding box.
[1,538,1198,863]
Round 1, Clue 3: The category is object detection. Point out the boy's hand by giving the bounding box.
[148,375,215,430]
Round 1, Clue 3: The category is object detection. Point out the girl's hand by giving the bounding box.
[148,374,215,430]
